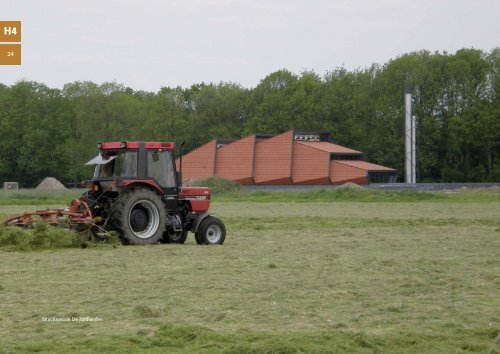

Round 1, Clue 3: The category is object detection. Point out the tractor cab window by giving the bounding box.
[99,161,113,177]
[91,152,138,178]
[119,151,138,177]
[147,150,176,188]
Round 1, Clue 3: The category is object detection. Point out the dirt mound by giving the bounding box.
[35,177,67,191]
[338,182,364,189]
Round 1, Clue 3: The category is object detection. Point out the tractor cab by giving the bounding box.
[86,141,179,194]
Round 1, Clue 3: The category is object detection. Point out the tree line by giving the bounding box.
[0,48,498,187]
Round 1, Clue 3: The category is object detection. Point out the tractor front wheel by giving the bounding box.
[112,188,166,245]
[196,216,226,245]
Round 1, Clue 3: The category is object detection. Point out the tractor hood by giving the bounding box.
[179,187,211,197]
[179,187,211,212]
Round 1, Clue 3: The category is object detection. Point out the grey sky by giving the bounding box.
[1,0,499,91]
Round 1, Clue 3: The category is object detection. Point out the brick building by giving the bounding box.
[179,130,396,185]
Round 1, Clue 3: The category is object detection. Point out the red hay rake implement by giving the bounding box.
[4,199,94,229]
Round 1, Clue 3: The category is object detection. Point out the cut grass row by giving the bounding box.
[11,323,498,353]
[1,187,500,206]
[217,187,500,203]
[0,189,83,205]
[1,200,500,252]
[0,223,119,252]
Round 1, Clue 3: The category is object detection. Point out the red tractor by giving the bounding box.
[81,141,226,245]
[5,141,225,245]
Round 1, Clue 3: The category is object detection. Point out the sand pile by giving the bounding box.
[36,177,67,191]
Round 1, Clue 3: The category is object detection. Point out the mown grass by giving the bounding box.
[0,200,499,353]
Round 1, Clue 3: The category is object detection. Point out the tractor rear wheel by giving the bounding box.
[196,216,226,245]
[112,188,166,245]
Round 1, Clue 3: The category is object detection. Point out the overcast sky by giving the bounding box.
[1,0,499,91]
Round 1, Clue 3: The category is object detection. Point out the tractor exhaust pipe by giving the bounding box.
[177,142,185,187]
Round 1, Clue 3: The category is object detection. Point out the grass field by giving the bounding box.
[0,189,499,353]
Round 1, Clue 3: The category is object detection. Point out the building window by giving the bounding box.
[368,171,397,183]
[330,154,362,160]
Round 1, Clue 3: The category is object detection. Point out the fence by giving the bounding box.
[243,183,500,191]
